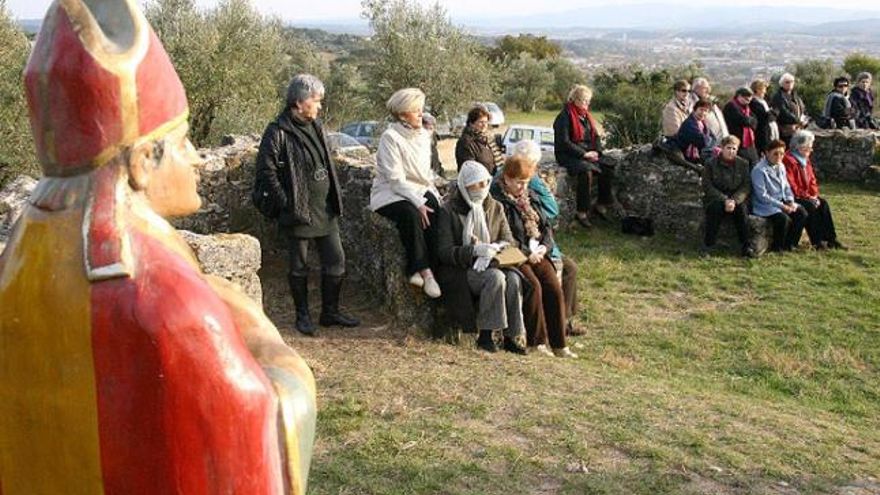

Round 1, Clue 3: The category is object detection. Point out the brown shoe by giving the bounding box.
[566,320,586,336]
[575,213,592,229]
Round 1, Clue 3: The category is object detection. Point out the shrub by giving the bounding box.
[0,0,37,185]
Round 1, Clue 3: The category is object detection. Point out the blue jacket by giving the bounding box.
[672,114,714,156]
[751,158,795,217]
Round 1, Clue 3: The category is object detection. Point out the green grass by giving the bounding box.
[506,109,605,128]
[288,182,880,494]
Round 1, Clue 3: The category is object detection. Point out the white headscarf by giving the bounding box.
[457,161,492,246]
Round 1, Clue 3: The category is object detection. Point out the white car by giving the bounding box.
[327,132,370,156]
[339,121,380,149]
[501,125,555,157]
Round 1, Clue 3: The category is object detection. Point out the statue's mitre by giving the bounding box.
[24,0,188,177]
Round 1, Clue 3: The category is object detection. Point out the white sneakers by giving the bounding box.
[529,344,555,357]
[422,275,441,299]
[409,272,441,298]
[408,272,424,287]
[553,347,579,359]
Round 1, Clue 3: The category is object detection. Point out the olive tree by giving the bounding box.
[502,53,553,112]
[146,0,288,146]
[0,0,37,184]
[361,0,494,118]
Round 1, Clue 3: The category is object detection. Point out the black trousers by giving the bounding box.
[796,197,838,246]
[766,208,807,251]
[376,192,441,275]
[287,226,346,278]
[571,161,615,213]
[704,200,749,247]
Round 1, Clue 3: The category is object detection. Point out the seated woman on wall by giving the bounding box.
[456,105,505,174]
[749,79,779,156]
[723,87,759,166]
[688,77,729,139]
[662,79,693,139]
[554,84,615,228]
[849,72,878,130]
[820,76,856,130]
[502,140,584,336]
[751,140,808,252]
[370,88,443,298]
[671,98,716,163]
[434,161,527,354]
[783,130,846,250]
[491,155,579,358]
[701,135,753,257]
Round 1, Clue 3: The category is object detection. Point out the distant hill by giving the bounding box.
[16,19,41,34]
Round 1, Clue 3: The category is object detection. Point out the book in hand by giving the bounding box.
[493,245,527,268]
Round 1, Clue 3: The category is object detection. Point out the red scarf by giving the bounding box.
[566,102,599,147]
[733,98,755,149]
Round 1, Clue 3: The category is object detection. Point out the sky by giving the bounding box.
[8,0,880,21]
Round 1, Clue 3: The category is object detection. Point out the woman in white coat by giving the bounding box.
[370,88,443,298]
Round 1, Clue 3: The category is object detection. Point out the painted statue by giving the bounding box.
[0,0,316,493]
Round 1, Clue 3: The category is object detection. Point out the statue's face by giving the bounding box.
[143,123,202,217]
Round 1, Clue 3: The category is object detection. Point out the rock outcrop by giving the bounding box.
[811,129,880,182]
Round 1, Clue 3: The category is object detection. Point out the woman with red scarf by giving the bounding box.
[553,84,615,228]
[722,87,759,166]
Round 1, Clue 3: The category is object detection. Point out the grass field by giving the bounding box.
[506,109,606,128]
[279,182,880,495]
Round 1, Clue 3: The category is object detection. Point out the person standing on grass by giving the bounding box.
[701,135,754,257]
[771,73,808,146]
[783,130,846,251]
[455,105,505,174]
[434,161,527,354]
[749,79,779,157]
[370,88,443,299]
[553,84,615,229]
[751,140,808,252]
[255,74,360,336]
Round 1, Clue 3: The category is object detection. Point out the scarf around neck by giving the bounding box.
[733,98,755,149]
[566,102,599,147]
[457,161,492,246]
[504,186,541,241]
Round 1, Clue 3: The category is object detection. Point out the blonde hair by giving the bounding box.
[386,88,425,116]
[567,84,593,103]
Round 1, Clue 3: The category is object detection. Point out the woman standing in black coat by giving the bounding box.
[749,79,779,156]
[770,73,808,146]
[553,84,614,228]
[254,74,359,335]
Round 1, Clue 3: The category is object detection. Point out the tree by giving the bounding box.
[0,0,36,184]
[591,65,702,148]
[502,53,553,112]
[547,58,586,107]
[322,62,372,128]
[843,52,880,81]
[788,59,841,118]
[146,0,288,146]
[489,34,561,63]
[361,0,494,118]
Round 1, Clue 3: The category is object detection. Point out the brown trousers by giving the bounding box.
[519,258,567,350]
[561,257,579,324]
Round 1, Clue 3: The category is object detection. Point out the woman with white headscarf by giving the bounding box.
[370,88,443,298]
[434,161,527,354]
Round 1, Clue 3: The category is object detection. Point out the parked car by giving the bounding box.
[327,132,370,155]
[339,120,380,148]
[500,125,555,157]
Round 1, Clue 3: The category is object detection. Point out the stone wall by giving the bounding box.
[811,129,880,182]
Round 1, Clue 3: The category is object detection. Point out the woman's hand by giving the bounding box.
[418,204,434,229]
[584,151,599,162]
[528,252,544,264]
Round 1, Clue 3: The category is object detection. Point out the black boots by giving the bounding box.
[318,275,360,327]
[476,330,498,353]
[288,275,317,336]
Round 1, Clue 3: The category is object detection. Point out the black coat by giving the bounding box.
[825,92,856,129]
[254,112,343,227]
[770,90,806,138]
[850,86,877,129]
[749,98,777,154]
[434,188,515,332]
[553,108,603,173]
[722,100,758,149]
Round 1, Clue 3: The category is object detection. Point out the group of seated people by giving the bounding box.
[658,74,853,256]
[701,132,845,257]
[371,87,585,356]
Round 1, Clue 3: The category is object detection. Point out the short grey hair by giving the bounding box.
[779,72,796,85]
[790,129,815,150]
[692,77,710,90]
[512,140,542,165]
[567,84,593,103]
[386,88,426,116]
[856,71,873,83]
[286,74,325,108]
